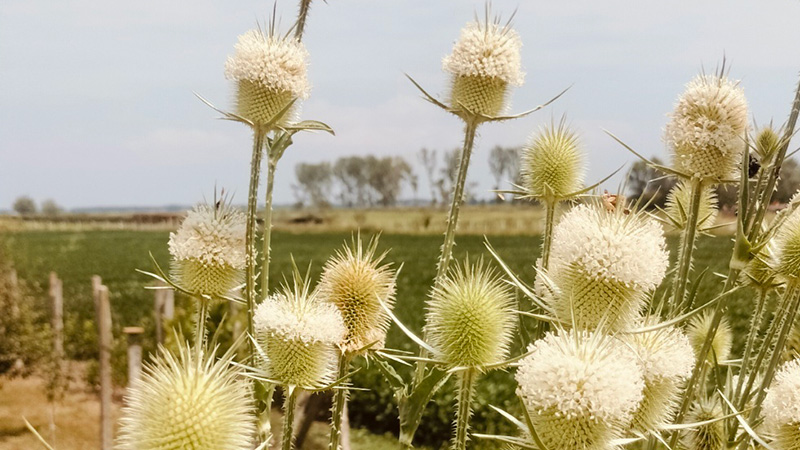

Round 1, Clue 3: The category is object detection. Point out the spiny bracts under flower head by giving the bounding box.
[117,342,254,450]
[225,29,310,128]
[254,272,346,388]
[520,119,585,201]
[665,73,749,180]
[442,13,523,118]
[664,180,719,231]
[764,358,800,448]
[773,194,800,281]
[683,397,726,450]
[515,330,644,450]
[687,311,732,364]
[624,324,695,432]
[742,241,780,289]
[168,199,246,298]
[318,235,397,354]
[546,203,669,331]
[426,259,515,369]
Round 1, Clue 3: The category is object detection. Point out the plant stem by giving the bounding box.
[295,0,313,40]
[329,353,351,450]
[451,368,477,450]
[540,200,557,271]
[732,288,768,408]
[245,130,266,353]
[281,387,299,450]
[261,155,277,300]
[195,299,209,356]
[671,177,704,315]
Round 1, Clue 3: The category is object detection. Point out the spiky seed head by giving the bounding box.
[664,180,719,231]
[783,319,800,363]
[683,397,726,450]
[764,359,800,447]
[318,236,397,354]
[742,241,780,289]
[665,73,749,180]
[755,126,782,163]
[546,203,669,331]
[168,200,246,298]
[117,343,254,450]
[515,330,644,450]
[520,120,585,201]
[772,195,800,281]
[687,311,732,364]
[624,325,695,432]
[224,29,310,128]
[442,17,523,117]
[426,259,516,369]
[254,276,346,388]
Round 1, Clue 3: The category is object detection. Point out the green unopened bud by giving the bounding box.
[687,311,732,364]
[682,398,726,450]
[755,126,781,163]
[520,120,585,201]
[664,180,718,231]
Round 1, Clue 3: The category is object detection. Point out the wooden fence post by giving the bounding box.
[94,283,113,450]
[163,287,174,320]
[124,327,144,388]
[49,272,64,368]
[154,289,164,345]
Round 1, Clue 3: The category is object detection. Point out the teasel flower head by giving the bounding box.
[426,259,516,369]
[168,198,246,299]
[682,397,726,450]
[665,72,749,180]
[687,311,733,364]
[254,271,346,388]
[763,359,800,447]
[515,330,644,450]
[782,319,800,363]
[225,28,310,129]
[624,324,695,432]
[742,241,781,290]
[546,203,669,331]
[772,195,800,282]
[442,12,524,118]
[520,119,585,202]
[755,125,782,163]
[318,235,397,355]
[117,342,254,450]
[664,180,719,231]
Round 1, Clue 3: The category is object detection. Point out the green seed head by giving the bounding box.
[755,126,782,163]
[665,73,749,180]
[664,180,719,231]
[235,81,296,129]
[520,120,585,201]
[168,199,246,299]
[117,343,254,450]
[449,75,509,117]
[682,398,726,450]
[426,259,516,369]
[318,235,397,354]
[773,197,800,281]
[687,311,732,364]
[254,272,345,388]
[742,242,780,289]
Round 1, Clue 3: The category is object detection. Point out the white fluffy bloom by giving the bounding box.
[224,30,310,100]
[764,359,800,432]
[255,291,345,345]
[516,330,644,450]
[546,204,669,330]
[442,21,524,86]
[665,74,749,180]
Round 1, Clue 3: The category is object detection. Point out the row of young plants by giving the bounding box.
[34,1,799,449]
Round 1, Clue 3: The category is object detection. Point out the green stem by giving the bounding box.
[281,387,299,450]
[194,299,209,356]
[245,130,266,353]
[671,177,704,315]
[261,156,277,300]
[731,288,768,411]
[294,0,313,40]
[540,200,557,271]
[451,368,477,450]
[329,353,351,450]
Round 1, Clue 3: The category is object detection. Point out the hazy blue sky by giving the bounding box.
[1,0,799,210]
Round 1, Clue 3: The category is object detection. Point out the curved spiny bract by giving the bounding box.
[687,311,733,365]
[664,180,719,231]
[682,398,726,450]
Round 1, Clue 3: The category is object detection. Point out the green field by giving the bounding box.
[1,229,753,448]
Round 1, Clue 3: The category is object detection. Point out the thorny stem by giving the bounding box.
[329,353,351,450]
[731,288,769,412]
[295,0,313,40]
[194,299,209,357]
[452,368,477,450]
[261,155,277,300]
[245,130,266,353]
[671,176,704,315]
[540,200,557,271]
[281,387,299,450]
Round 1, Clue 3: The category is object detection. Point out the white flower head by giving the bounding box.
[665,73,749,180]
[168,199,246,298]
[516,330,644,450]
[225,29,310,100]
[546,203,669,330]
[442,19,524,86]
[254,272,346,388]
[763,359,800,440]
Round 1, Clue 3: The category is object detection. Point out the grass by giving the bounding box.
[0,227,753,448]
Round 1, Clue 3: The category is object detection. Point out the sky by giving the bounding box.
[1,0,799,210]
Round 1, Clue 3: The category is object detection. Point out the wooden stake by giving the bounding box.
[154,289,164,345]
[123,327,144,388]
[49,272,64,365]
[95,284,112,450]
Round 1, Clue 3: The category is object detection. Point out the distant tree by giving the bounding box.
[488,146,520,202]
[41,199,63,217]
[365,156,414,207]
[626,157,675,208]
[293,162,333,207]
[333,156,370,207]
[12,196,36,216]
[775,158,800,204]
[437,149,477,204]
[417,148,439,205]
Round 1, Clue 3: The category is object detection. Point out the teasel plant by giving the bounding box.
[384,7,567,447]
[316,234,398,450]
